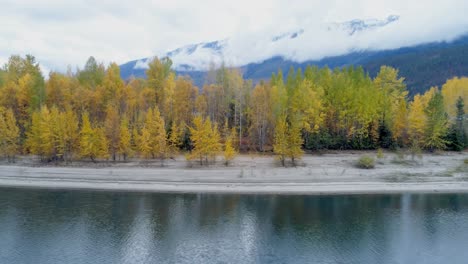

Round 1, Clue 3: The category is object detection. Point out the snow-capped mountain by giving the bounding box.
[124,15,400,73]
[119,14,468,96]
[327,15,400,36]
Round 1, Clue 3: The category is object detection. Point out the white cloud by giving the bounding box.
[1,0,468,72]
[134,58,150,70]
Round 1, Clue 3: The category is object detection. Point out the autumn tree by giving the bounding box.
[374,66,407,143]
[173,77,197,126]
[2,55,468,162]
[287,115,304,166]
[146,57,173,106]
[79,113,108,162]
[61,108,79,162]
[289,78,324,149]
[77,56,105,89]
[118,117,133,160]
[139,107,167,161]
[26,106,53,160]
[0,108,20,162]
[102,63,125,110]
[188,116,221,165]
[45,72,78,111]
[167,122,181,159]
[249,83,272,151]
[162,72,176,123]
[441,77,468,118]
[223,127,237,166]
[424,91,449,151]
[273,115,288,166]
[392,98,408,146]
[408,94,427,148]
[104,105,120,161]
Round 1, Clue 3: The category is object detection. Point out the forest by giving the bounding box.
[0,55,466,166]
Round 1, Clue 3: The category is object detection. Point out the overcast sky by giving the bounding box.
[1,0,468,74]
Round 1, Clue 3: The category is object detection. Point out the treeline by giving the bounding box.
[0,55,466,166]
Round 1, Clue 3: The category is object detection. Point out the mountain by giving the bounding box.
[120,15,468,96]
[238,34,468,96]
[120,15,400,76]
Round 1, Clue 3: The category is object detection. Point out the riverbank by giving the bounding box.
[0,151,467,194]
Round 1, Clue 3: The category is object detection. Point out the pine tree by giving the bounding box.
[455,97,467,148]
[446,97,466,151]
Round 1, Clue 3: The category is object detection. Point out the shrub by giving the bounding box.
[357,155,375,169]
[377,148,384,159]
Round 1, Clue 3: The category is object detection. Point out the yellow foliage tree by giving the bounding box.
[62,108,79,162]
[408,95,427,148]
[289,79,324,133]
[188,116,221,165]
[273,114,304,166]
[0,107,20,162]
[287,115,304,166]
[118,117,132,160]
[79,113,108,162]
[223,129,237,166]
[441,77,468,119]
[104,105,120,161]
[273,115,288,166]
[162,72,176,123]
[392,98,408,146]
[424,91,449,150]
[138,127,152,159]
[140,107,167,160]
[249,83,272,151]
[26,106,53,160]
[168,122,181,159]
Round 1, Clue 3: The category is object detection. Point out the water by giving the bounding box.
[1,189,468,264]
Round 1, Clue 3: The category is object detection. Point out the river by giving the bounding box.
[1,188,468,263]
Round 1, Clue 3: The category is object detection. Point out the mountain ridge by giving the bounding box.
[120,16,468,96]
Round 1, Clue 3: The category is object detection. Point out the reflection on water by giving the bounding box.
[1,189,468,263]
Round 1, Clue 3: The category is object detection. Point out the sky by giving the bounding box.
[1,0,468,74]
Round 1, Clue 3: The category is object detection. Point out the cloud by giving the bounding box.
[1,0,468,72]
[134,58,151,70]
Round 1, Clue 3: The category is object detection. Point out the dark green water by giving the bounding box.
[1,189,468,264]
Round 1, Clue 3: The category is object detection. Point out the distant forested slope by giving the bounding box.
[121,35,468,96]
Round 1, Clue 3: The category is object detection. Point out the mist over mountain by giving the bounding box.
[120,15,468,95]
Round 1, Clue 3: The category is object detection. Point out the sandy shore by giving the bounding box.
[0,151,467,195]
